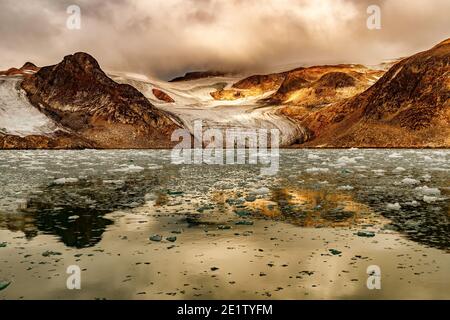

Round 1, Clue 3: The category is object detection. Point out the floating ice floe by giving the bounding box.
[337,185,354,191]
[423,196,439,204]
[103,179,125,185]
[147,164,163,170]
[306,167,329,174]
[386,203,401,210]
[372,169,385,175]
[404,200,420,207]
[307,154,321,160]
[109,165,145,173]
[250,187,270,195]
[53,177,79,185]
[401,178,420,185]
[414,186,441,196]
[392,167,406,173]
[336,156,357,165]
[388,153,403,159]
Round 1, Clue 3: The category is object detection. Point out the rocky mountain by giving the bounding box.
[0,39,448,149]
[20,52,181,148]
[0,62,39,76]
[211,64,383,104]
[296,39,450,147]
[211,72,287,100]
[169,70,228,82]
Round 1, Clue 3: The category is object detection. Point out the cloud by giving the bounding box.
[0,0,449,79]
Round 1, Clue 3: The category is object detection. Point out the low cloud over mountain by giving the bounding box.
[1,0,449,79]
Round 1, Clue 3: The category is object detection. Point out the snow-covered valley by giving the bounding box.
[0,72,310,147]
[110,72,310,146]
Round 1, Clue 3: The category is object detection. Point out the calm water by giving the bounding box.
[0,149,449,299]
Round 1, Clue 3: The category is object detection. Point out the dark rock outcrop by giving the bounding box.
[0,131,93,149]
[152,88,175,103]
[170,70,227,82]
[0,62,39,76]
[21,52,180,148]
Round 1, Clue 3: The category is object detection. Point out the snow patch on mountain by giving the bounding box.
[0,77,58,137]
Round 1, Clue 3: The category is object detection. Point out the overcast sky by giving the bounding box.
[0,0,449,79]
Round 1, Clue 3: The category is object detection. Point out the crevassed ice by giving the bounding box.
[0,78,58,136]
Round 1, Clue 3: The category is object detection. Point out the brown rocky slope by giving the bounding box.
[297,39,450,148]
[211,64,383,103]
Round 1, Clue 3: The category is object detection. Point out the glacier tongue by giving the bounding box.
[110,72,310,146]
[0,77,58,137]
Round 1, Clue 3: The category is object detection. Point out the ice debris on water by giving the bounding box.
[0,281,11,291]
[149,235,162,242]
[336,156,357,165]
[250,187,270,195]
[356,231,376,238]
[387,203,401,210]
[404,201,420,207]
[306,168,329,174]
[235,220,254,226]
[388,153,403,159]
[109,165,144,173]
[329,249,342,255]
[337,185,354,191]
[53,177,79,185]
[42,251,62,257]
[402,178,420,185]
[392,167,406,173]
[414,186,441,196]
[307,154,321,160]
[423,196,439,204]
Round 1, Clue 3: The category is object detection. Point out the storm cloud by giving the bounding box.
[0,0,449,79]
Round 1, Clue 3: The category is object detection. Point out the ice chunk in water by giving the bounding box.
[306,168,329,174]
[388,153,403,159]
[423,196,439,204]
[250,187,270,195]
[372,169,385,176]
[415,186,441,196]
[337,185,354,191]
[402,178,420,185]
[387,203,401,210]
[336,156,357,165]
[53,178,79,185]
[307,154,321,160]
[109,165,145,173]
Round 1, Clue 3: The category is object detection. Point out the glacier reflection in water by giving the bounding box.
[0,149,448,250]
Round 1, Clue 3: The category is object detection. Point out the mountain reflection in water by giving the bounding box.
[0,149,448,251]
